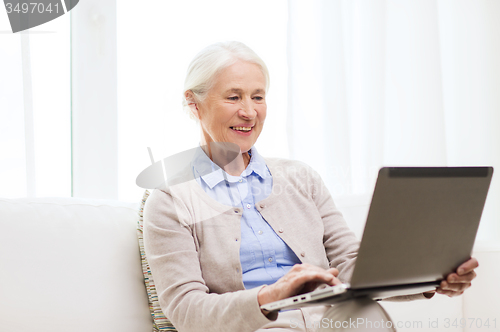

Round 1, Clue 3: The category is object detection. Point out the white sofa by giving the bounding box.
[1,195,498,332]
[0,197,153,332]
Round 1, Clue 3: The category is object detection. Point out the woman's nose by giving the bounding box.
[239,98,257,119]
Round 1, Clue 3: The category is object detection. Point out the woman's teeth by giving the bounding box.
[232,127,252,132]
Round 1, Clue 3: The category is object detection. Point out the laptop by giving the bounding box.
[260,166,493,312]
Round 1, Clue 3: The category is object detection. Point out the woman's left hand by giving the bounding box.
[426,257,479,298]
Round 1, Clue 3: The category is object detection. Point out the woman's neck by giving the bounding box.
[201,142,250,177]
[223,151,250,176]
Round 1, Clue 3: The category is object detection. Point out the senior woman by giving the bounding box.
[143,41,478,332]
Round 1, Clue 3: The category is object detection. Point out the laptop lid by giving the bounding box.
[350,167,493,289]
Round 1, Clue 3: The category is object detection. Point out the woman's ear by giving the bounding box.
[185,90,201,120]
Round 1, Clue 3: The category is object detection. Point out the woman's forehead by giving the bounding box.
[213,61,266,90]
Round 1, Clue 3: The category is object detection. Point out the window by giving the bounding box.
[0,13,71,198]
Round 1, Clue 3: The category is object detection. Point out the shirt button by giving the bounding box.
[235,238,239,241]
[260,204,265,209]
[258,230,263,235]
[268,257,273,262]
[246,204,251,209]
[239,179,243,183]
[300,252,306,257]
[279,228,284,233]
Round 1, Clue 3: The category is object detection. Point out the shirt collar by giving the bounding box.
[191,146,224,189]
[245,147,271,180]
[191,146,270,189]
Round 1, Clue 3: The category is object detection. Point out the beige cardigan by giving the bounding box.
[143,157,423,332]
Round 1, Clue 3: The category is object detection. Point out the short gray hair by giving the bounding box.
[182,41,270,120]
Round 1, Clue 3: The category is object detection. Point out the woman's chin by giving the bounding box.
[237,143,253,154]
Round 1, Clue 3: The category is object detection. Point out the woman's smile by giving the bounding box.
[230,125,254,136]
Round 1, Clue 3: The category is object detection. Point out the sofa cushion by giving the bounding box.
[0,197,153,332]
[333,193,371,240]
[137,190,177,331]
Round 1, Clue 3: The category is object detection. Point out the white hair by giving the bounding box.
[182,41,270,120]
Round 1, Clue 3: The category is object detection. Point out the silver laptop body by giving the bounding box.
[261,166,493,312]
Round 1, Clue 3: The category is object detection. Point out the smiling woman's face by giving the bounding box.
[191,60,267,156]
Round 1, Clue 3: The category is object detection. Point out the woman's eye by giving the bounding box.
[228,96,239,101]
[253,96,264,101]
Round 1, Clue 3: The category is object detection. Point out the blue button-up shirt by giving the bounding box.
[191,146,301,289]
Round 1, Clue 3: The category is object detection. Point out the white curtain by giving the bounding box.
[0,17,71,199]
[287,0,500,245]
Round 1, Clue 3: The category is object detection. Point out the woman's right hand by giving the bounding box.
[257,263,342,312]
